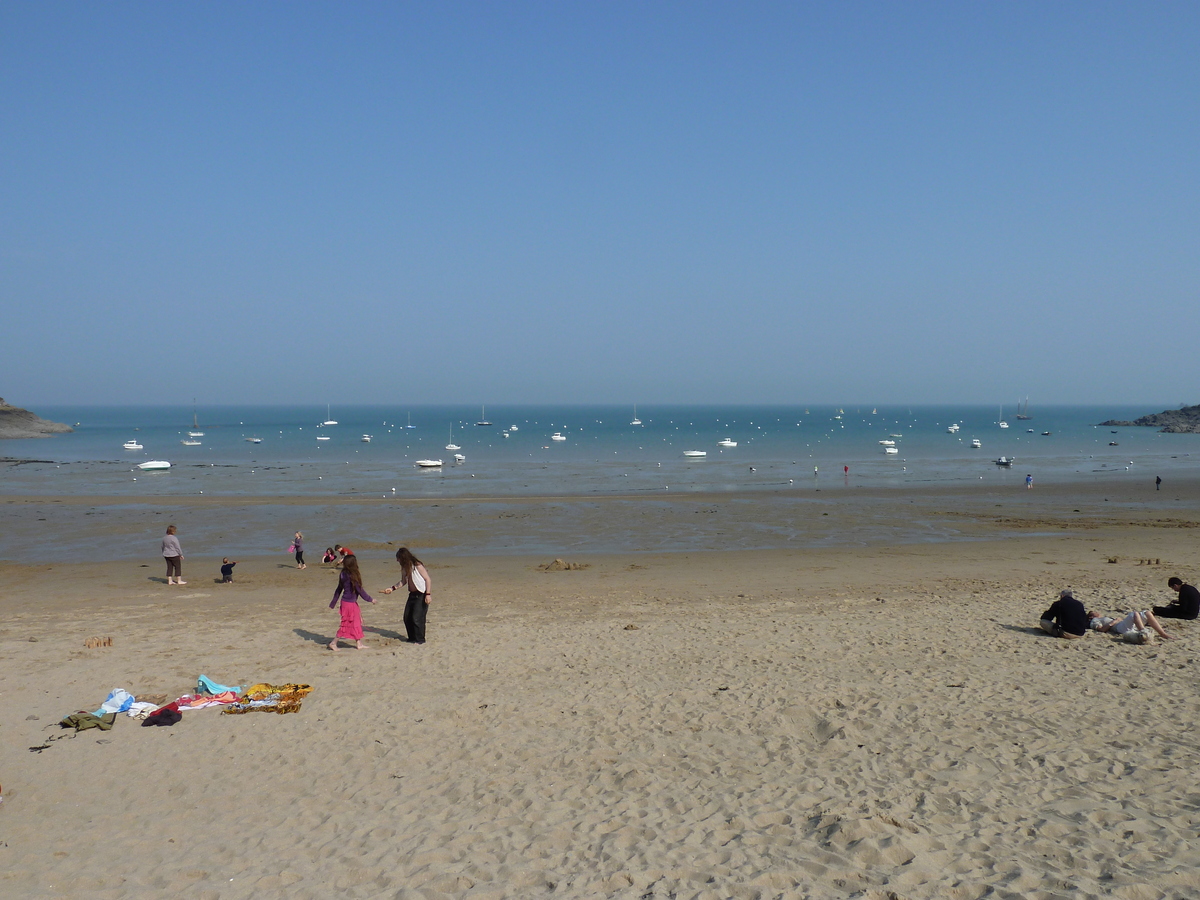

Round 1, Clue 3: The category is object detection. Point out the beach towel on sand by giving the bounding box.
[222,683,313,715]
[197,675,242,696]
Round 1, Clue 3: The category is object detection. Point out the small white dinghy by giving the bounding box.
[884,447,899,455]
[683,450,707,458]
[415,459,443,468]
[137,460,171,471]
[551,433,567,441]
[453,453,466,462]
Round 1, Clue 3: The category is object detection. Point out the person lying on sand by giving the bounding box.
[1087,608,1173,642]
[1039,589,1088,639]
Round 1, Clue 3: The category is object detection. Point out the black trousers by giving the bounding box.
[404,591,428,643]
[1153,605,1197,620]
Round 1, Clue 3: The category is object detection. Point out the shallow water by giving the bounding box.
[3,403,1196,500]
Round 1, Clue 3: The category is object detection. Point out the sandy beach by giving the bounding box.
[2,480,1199,899]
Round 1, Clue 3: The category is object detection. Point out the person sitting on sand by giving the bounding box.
[1152,577,1200,620]
[322,547,337,565]
[1039,589,1088,639]
[328,553,374,651]
[1087,608,1172,642]
[220,558,237,583]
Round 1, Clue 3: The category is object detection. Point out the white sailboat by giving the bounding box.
[476,405,492,426]
[323,404,338,426]
[630,405,642,426]
[188,402,204,437]
[446,422,460,451]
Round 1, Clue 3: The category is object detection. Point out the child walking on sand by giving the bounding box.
[328,554,374,651]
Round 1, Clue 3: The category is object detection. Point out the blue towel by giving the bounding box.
[94,688,135,716]
[197,674,242,696]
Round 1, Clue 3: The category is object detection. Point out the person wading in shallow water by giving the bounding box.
[382,547,432,644]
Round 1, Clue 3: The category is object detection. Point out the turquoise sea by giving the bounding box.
[3,403,1196,499]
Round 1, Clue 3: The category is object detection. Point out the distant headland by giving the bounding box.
[0,398,73,439]
[1100,404,1200,433]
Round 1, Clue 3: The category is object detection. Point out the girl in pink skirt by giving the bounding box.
[328,554,374,651]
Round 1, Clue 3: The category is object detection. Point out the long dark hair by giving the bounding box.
[396,547,422,586]
[342,554,362,589]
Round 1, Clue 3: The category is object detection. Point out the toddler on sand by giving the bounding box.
[221,558,237,583]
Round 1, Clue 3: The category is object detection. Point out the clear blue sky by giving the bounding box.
[2,2,1197,407]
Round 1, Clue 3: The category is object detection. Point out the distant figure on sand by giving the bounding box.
[1153,577,1200,620]
[1156,476,1161,490]
[328,554,374,651]
[1039,589,1087,639]
[220,558,236,583]
[322,547,337,565]
[162,525,186,585]
[292,531,306,569]
[1088,608,1172,642]
[382,547,432,644]
[1026,474,1033,489]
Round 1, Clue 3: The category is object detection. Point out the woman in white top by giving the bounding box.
[382,547,432,644]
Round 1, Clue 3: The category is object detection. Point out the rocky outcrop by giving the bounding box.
[1100,404,1200,433]
[0,398,73,439]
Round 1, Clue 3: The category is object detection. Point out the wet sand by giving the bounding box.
[1,481,1199,898]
